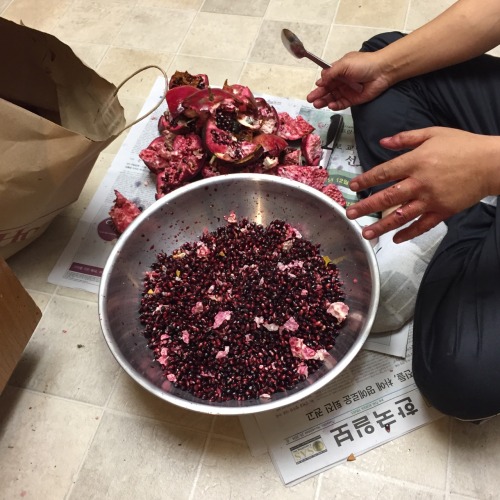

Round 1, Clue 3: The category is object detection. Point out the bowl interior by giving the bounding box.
[99,174,379,415]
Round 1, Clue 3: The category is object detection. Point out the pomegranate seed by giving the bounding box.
[139,217,348,402]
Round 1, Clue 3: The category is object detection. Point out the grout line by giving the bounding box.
[235,5,268,84]
[164,0,206,77]
[444,417,453,500]
[403,0,413,32]
[319,0,341,61]
[188,416,216,500]
[314,470,324,499]
[64,407,106,500]
[336,465,448,497]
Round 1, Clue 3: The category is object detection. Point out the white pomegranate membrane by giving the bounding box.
[139,214,348,402]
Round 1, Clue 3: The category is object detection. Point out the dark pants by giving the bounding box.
[352,32,500,420]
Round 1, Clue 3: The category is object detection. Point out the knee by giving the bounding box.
[413,356,500,420]
[360,31,405,53]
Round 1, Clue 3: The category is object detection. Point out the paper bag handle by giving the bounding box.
[112,64,168,136]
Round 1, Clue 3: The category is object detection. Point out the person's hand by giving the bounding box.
[306,51,392,111]
[345,127,500,242]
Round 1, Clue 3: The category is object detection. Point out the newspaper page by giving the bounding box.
[48,79,377,292]
[241,330,443,486]
[363,321,410,358]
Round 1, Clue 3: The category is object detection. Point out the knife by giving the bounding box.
[321,114,344,169]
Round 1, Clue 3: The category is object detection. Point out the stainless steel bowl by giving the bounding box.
[99,174,379,415]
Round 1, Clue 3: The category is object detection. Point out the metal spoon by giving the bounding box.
[281,28,331,69]
[281,28,363,93]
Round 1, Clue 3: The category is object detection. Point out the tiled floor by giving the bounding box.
[1,0,500,498]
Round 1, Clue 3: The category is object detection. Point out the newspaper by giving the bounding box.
[48,78,439,485]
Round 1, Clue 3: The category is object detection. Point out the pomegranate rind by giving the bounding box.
[203,117,263,166]
[280,147,302,165]
[321,183,347,208]
[222,81,257,111]
[182,88,240,118]
[169,70,209,90]
[109,190,141,234]
[252,133,288,157]
[255,97,279,135]
[158,111,194,135]
[139,136,171,174]
[166,85,199,119]
[277,165,329,191]
[301,133,323,166]
[277,112,315,140]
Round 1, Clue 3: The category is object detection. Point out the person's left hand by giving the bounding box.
[345,127,500,242]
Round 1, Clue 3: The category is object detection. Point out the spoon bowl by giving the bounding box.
[281,28,330,69]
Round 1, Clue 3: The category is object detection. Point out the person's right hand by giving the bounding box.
[306,51,392,111]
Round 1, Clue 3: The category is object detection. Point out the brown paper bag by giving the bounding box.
[0,18,165,259]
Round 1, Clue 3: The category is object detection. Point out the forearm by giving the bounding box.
[481,136,500,197]
[377,0,500,85]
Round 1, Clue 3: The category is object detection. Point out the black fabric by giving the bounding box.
[352,32,500,419]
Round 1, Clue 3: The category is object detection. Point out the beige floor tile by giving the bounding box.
[405,0,456,31]
[488,46,500,58]
[138,0,204,9]
[0,386,101,500]
[212,415,246,441]
[50,1,132,45]
[336,0,409,30]
[70,411,207,499]
[167,55,244,87]
[26,290,53,313]
[6,214,80,293]
[107,371,214,432]
[266,0,339,25]
[56,285,99,303]
[202,0,269,16]
[448,418,500,498]
[324,25,386,62]
[0,0,12,13]
[68,42,109,70]
[180,12,262,60]
[251,20,330,67]
[320,463,445,498]
[241,62,318,101]
[1,0,72,33]
[96,47,172,100]
[346,418,450,490]
[113,6,196,53]
[9,295,122,405]
[194,437,318,498]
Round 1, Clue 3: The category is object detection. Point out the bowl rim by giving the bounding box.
[98,173,380,415]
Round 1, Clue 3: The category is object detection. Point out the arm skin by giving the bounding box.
[306,0,500,242]
[308,0,500,112]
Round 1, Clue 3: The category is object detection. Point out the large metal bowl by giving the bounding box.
[98,174,379,415]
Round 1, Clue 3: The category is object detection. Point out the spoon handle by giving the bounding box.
[304,50,331,69]
[306,51,364,93]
